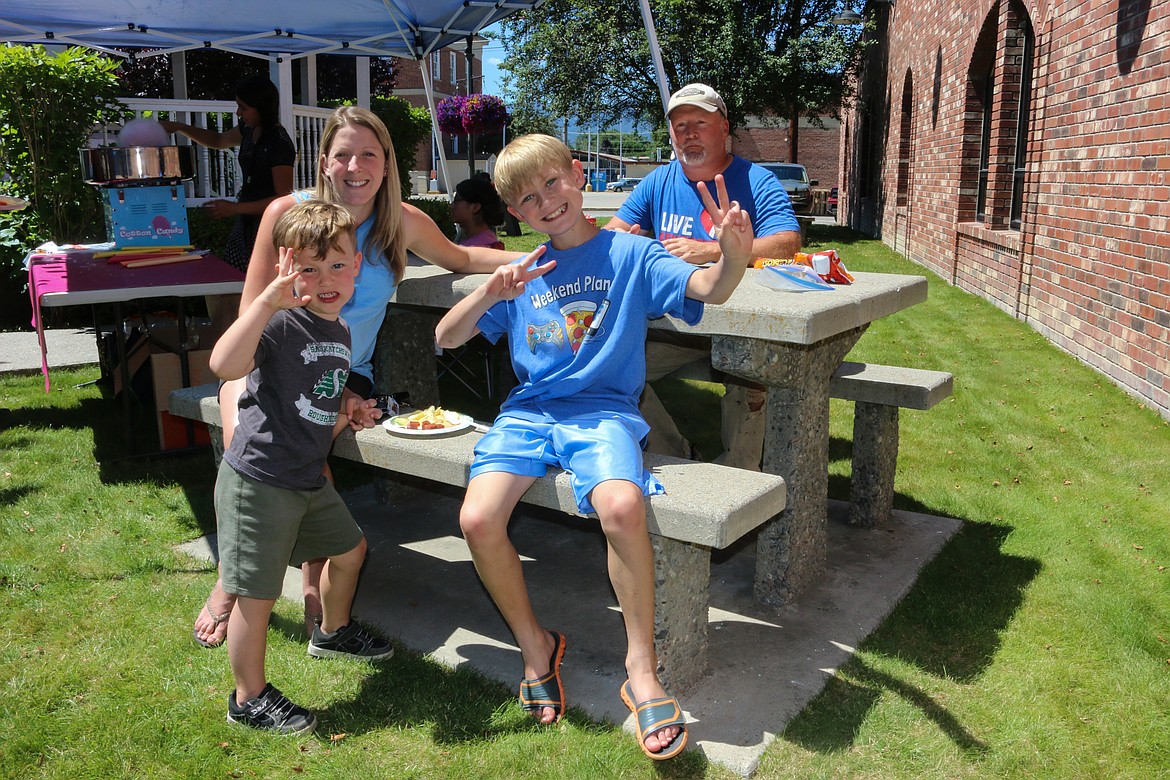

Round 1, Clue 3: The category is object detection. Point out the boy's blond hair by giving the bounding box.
[493,134,575,206]
[272,201,357,261]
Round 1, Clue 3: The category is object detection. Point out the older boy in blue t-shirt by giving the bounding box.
[435,134,754,760]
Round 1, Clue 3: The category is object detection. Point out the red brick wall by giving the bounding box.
[841,0,1170,418]
[732,118,842,191]
[391,46,484,176]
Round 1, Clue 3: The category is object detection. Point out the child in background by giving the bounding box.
[434,134,754,759]
[452,176,506,250]
[210,201,391,735]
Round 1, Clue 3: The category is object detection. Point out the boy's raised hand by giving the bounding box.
[697,174,755,267]
[258,246,312,312]
[484,245,556,301]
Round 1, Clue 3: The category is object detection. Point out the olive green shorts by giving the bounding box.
[214,461,364,600]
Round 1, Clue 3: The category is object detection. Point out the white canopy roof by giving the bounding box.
[0,1,546,61]
[3,1,556,192]
[3,1,672,191]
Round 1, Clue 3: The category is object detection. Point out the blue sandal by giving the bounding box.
[518,630,566,722]
[620,679,688,760]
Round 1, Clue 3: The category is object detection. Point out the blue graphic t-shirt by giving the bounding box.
[476,230,702,421]
[615,155,798,244]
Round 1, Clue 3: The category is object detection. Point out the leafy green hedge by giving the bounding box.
[0,45,128,328]
[407,196,455,240]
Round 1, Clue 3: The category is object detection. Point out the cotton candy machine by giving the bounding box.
[79,143,197,249]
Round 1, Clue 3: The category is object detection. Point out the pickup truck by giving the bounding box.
[758,163,817,214]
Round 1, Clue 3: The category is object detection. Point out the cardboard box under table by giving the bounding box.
[152,349,213,449]
[146,315,216,449]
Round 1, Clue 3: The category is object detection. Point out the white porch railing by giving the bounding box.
[104,98,333,201]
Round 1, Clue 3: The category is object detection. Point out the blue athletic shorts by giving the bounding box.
[469,411,664,514]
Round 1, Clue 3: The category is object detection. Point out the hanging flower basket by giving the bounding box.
[437,95,468,135]
[461,94,508,135]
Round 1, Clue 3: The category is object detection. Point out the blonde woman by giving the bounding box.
[193,106,521,648]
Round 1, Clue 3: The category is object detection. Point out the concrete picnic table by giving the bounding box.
[377,256,928,605]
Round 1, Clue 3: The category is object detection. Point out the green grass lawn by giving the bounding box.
[2,223,1168,778]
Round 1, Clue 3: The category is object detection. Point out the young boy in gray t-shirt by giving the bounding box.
[211,201,391,735]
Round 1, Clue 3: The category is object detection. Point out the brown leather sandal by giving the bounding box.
[193,598,232,648]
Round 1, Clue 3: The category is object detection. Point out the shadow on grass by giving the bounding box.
[783,657,990,756]
[1,392,217,521]
[328,656,708,775]
[4,398,96,436]
[805,223,871,248]
[262,611,710,774]
[867,521,1041,680]
[782,519,1040,754]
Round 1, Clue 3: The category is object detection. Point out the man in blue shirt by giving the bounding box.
[608,83,802,470]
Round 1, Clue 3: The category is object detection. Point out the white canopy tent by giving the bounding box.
[0,1,552,192]
[0,1,545,60]
[1,1,673,189]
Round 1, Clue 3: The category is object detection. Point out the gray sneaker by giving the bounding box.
[308,622,394,661]
[227,683,317,735]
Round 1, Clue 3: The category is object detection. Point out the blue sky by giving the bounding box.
[478,26,507,96]
[473,26,645,140]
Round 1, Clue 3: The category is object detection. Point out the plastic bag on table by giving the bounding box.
[754,263,834,292]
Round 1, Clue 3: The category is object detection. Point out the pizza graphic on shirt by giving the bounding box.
[560,300,597,353]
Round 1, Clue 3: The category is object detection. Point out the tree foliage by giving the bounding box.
[0,45,129,316]
[505,102,559,138]
[498,0,863,133]
[368,96,432,200]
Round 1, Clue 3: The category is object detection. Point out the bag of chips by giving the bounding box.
[752,249,852,284]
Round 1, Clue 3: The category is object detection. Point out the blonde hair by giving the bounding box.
[272,201,357,261]
[315,106,405,282]
[494,134,575,206]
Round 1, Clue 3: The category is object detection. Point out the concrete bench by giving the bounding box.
[829,361,954,527]
[169,383,786,693]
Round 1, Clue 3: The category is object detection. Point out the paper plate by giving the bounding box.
[383,411,475,437]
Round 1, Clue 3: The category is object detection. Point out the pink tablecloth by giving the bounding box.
[27,250,244,391]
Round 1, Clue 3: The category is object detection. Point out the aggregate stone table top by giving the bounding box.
[393,257,928,346]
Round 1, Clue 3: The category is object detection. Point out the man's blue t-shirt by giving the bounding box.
[615,155,799,244]
[476,230,702,421]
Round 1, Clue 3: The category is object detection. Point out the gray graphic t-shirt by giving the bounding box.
[226,307,351,490]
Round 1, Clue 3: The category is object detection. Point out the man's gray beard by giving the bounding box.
[674,145,708,167]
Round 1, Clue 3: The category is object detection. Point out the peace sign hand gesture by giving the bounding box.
[697,174,755,268]
[484,245,556,301]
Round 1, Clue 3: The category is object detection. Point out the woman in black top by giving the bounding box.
[162,74,296,271]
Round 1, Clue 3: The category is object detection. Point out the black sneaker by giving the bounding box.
[227,683,317,735]
[308,622,394,661]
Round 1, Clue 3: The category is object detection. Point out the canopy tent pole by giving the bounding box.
[420,57,452,196]
[301,55,318,107]
[171,52,187,100]
[356,56,371,108]
[465,34,476,181]
[637,0,671,114]
[273,54,294,133]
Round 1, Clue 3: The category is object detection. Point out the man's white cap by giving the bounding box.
[667,83,727,118]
